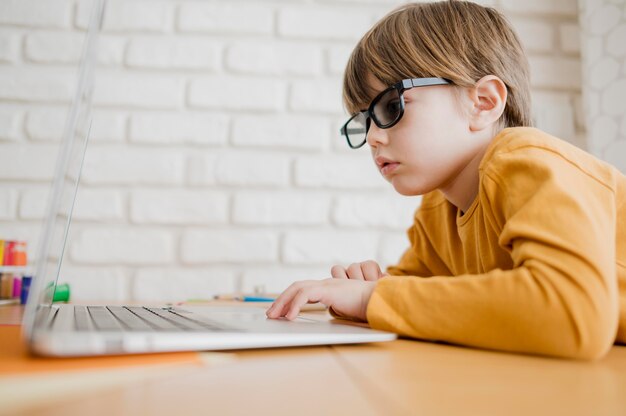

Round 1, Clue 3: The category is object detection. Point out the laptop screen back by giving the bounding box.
[22,0,105,338]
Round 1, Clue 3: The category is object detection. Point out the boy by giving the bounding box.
[266,1,626,360]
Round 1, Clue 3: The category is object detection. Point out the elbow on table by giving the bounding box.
[567,324,615,361]
[560,291,618,361]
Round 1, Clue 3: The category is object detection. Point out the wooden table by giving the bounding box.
[2,304,626,416]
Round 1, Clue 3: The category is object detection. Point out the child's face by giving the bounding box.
[366,77,487,197]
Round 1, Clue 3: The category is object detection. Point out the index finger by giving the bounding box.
[285,284,324,320]
[266,281,311,319]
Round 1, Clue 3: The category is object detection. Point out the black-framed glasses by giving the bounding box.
[340,77,451,149]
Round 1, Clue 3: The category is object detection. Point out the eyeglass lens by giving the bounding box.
[345,112,368,148]
[372,87,402,127]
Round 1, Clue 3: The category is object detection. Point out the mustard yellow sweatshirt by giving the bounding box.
[367,127,626,360]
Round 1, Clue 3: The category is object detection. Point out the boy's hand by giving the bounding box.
[331,260,389,281]
[266,278,377,321]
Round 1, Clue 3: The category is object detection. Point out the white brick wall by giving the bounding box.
[130,190,228,225]
[0,0,600,302]
[226,42,323,76]
[560,23,581,54]
[0,0,72,28]
[231,115,330,150]
[70,227,176,264]
[532,91,577,139]
[0,188,18,220]
[529,56,582,89]
[282,230,378,265]
[500,0,578,16]
[26,108,126,142]
[81,147,186,185]
[132,268,237,302]
[177,3,273,35]
[214,151,290,187]
[378,232,412,267]
[232,191,331,226]
[579,0,626,172]
[188,76,287,111]
[62,266,128,301]
[508,18,554,53]
[76,0,173,32]
[126,36,221,70]
[294,155,387,189]
[181,230,279,264]
[94,72,184,109]
[1,68,75,102]
[20,187,126,221]
[129,112,228,145]
[277,7,373,40]
[0,144,57,180]
[290,79,344,114]
[0,106,21,141]
[25,32,126,66]
[0,33,20,63]
[26,32,84,63]
[240,266,330,294]
[332,194,420,229]
[75,189,127,221]
[327,45,354,75]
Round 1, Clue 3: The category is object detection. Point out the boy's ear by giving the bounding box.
[467,75,507,132]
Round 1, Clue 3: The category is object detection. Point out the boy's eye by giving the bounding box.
[385,99,401,115]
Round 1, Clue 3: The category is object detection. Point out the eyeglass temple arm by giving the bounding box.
[403,78,451,88]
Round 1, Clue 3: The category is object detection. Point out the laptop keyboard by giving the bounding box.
[74,306,235,332]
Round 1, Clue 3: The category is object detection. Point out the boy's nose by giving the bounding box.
[366,123,389,147]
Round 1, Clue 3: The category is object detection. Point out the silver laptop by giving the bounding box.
[22,0,396,357]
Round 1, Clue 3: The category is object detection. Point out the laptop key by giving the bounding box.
[125,307,183,331]
[145,307,228,331]
[166,309,238,331]
[108,306,155,331]
[74,306,90,331]
[88,306,123,331]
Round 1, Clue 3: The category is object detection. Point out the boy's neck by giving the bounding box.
[439,134,494,215]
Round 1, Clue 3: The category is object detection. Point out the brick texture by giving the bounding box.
[181,230,279,264]
[0,0,72,28]
[0,106,21,141]
[232,191,331,225]
[70,227,176,265]
[0,33,19,63]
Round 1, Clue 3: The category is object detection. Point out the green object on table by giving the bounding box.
[53,283,70,302]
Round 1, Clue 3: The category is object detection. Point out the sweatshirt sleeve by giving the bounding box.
[367,148,620,360]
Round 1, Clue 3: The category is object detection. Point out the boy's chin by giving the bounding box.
[390,179,424,196]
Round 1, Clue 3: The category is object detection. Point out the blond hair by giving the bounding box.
[343,0,532,128]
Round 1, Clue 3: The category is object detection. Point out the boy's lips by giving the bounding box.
[375,156,400,175]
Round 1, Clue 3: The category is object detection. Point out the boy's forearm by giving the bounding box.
[367,256,619,360]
